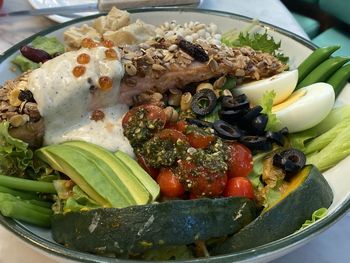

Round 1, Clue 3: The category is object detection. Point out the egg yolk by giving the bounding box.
[272,89,307,113]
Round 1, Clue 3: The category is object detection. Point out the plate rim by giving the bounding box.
[1,7,347,263]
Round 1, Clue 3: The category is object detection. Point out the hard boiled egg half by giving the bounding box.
[272,82,335,133]
[233,69,298,106]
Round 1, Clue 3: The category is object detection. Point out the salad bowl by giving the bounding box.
[0,7,350,263]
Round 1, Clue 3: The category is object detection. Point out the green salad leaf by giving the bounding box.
[290,106,350,152]
[0,121,33,178]
[53,180,101,213]
[289,129,317,152]
[289,105,350,171]
[309,106,350,135]
[299,208,328,230]
[12,36,64,72]
[303,119,350,155]
[307,124,350,171]
[0,121,58,180]
[12,56,39,72]
[261,91,280,131]
[222,30,289,63]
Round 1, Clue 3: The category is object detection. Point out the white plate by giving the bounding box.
[28,0,98,23]
[0,8,350,263]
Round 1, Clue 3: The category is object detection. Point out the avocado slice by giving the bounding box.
[37,145,138,208]
[114,150,160,201]
[62,141,151,205]
[36,147,110,207]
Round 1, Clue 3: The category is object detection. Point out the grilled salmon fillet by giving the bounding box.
[119,38,286,104]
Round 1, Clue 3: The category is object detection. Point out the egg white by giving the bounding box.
[233,70,298,106]
[273,82,335,133]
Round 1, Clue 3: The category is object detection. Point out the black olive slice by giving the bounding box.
[213,120,242,140]
[221,94,249,110]
[186,118,213,128]
[219,108,247,124]
[272,148,306,174]
[250,114,268,135]
[239,135,272,151]
[266,131,285,146]
[279,127,289,136]
[18,90,35,102]
[191,89,217,116]
[240,106,263,124]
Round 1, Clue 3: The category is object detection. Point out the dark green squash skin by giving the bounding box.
[52,197,256,256]
[212,165,333,255]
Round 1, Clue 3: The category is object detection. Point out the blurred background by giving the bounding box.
[282,0,350,56]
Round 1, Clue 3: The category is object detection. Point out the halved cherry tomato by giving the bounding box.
[227,142,253,178]
[156,128,189,143]
[157,168,185,198]
[223,177,254,199]
[187,130,215,149]
[122,104,166,129]
[175,120,187,133]
[178,160,227,197]
[136,153,159,179]
[164,120,187,132]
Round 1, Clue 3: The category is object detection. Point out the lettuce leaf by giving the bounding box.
[289,130,317,152]
[307,124,350,171]
[290,106,350,152]
[303,119,350,155]
[0,121,58,180]
[299,208,328,230]
[309,106,350,135]
[261,91,281,131]
[53,180,101,213]
[12,36,64,72]
[223,30,289,63]
[0,122,33,178]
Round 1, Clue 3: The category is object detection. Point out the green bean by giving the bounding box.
[327,64,350,97]
[0,185,39,200]
[0,193,52,227]
[297,57,350,89]
[0,174,56,193]
[297,45,340,83]
[0,186,53,207]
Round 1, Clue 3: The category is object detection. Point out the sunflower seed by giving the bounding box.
[208,58,219,72]
[125,63,137,76]
[152,64,166,71]
[213,76,226,89]
[168,44,178,52]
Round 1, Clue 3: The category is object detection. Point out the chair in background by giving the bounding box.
[312,0,350,57]
[282,0,350,56]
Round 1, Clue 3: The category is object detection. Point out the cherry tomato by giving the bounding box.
[187,130,215,149]
[156,128,189,143]
[122,104,166,129]
[157,168,185,198]
[178,160,227,197]
[227,142,253,178]
[175,120,187,133]
[223,177,254,199]
[136,153,159,179]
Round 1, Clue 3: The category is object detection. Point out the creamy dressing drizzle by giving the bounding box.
[27,46,133,155]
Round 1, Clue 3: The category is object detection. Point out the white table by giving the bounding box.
[0,1,349,262]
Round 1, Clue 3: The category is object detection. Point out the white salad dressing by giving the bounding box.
[27,46,133,155]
